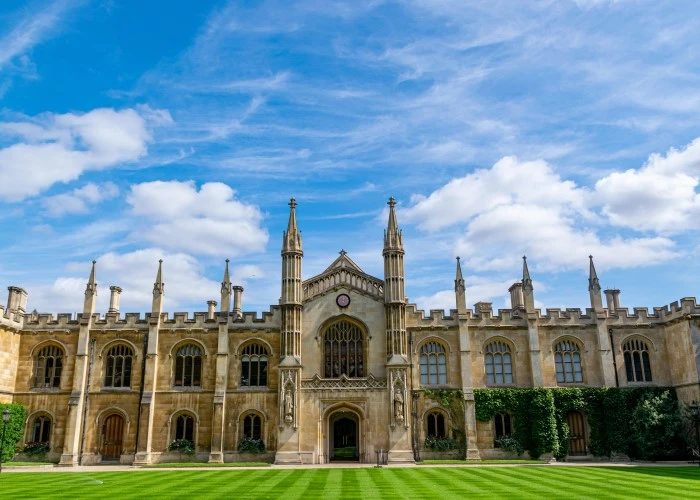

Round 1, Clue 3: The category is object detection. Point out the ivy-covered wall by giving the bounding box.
[0,402,26,463]
[474,387,685,460]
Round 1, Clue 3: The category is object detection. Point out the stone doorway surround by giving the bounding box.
[322,403,366,464]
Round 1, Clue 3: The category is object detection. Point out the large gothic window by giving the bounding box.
[485,340,513,385]
[174,344,202,387]
[324,320,364,378]
[555,339,583,384]
[104,344,133,388]
[623,338,652,382]
[34,345,63,388]
[419,341,447,385]
[241,343,268,387]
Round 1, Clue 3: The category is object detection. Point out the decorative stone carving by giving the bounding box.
[302,373,386,391]
[389,369,408,429]
[280,369,299,429]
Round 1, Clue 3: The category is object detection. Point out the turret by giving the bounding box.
[220,259,232,314]
[383,197,407,359]
[281,198,303,361]
[151,259,164,316]
[588,255,603,310]
[522,256,535,312]
[455,256,466,313]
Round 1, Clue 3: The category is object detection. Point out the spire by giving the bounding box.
[588,255,601,292]
[383,196,403,252]
[454,256,465,292]
[220,259,232,313]
[522,256,532,290]
[85,260,97,296]
[153,259,164,296]
[282,198,302,253]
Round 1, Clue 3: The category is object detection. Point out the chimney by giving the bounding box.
[207,300,217,320]
[509,282,524,309]
[233,286,244,318]
[108,286,122,314]
[6,286,28,314]
[604,289,621,312]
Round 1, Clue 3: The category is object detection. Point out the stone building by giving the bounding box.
[1,198,699,465]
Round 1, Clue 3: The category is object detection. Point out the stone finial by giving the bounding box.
[522,256,532,290]
[85,260,97,296]
[282,197,302,253]
[153,259,164,296]
[454,256,465,292]
[588,255,601,292]
[383,196,403,251]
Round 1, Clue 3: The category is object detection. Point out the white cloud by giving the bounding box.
[42,182,120,217]
[413,277,517,312]
[126,180,268,257]
[0,107,172,202]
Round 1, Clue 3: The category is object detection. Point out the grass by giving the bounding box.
[143,462,271,468]
[1,467,699,499]
[418,459,544,465]
[3,462,54,467]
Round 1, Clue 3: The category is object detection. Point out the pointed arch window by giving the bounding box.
[174,344,202,387]
[623,338,652,382]
[426,411,447,438]
[323,320,364,378]
[485,340,513,385]
[34,345,63,388]
[31,415,52,444]
[175,413,195,442]
[419,341,447,385]
[105,344,133,388]
[555,340,583,384]
[494,413,513,447]
[243,413,263,441]
[241,343,268,387]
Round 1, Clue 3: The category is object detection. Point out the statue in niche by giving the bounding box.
[394,389,404,425]
[284,385,294,424]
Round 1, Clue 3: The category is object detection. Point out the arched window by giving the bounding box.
[324,320,364,378]
[35,345,63,388]
[485,340,513,385]
[623,338,652,382]
[243,413,262,440]
[174,414,195,442]
[31,415,51,444]
[494,413,512,446]
[419,341,447,385]
[104,344,133,388]
[426,411,446,438]
[174,344,202,387]
[554,340,583,384]
[241,343,268,387]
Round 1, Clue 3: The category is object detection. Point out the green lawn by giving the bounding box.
[1,467,699,499]
[144,462,271,468]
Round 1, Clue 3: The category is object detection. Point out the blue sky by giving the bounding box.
[1,0,699,315]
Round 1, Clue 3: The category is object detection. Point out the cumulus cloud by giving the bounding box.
[413,277,518,312]
[42,182,119,217]
[0,106,172,202]
[596,138,700,233]
[126,180,268,257]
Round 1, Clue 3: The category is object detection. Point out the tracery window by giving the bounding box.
[175,414,194,442]
[34,345,63,388]
[623,338,652,382]
[426,411,447,438]
[324,320,364,378]
[31,415,51,444]
[485,340,513,385]
[419,341,447,385]
[104,344,133,388]
[241,343,268,387]
[554,340,583,384]
[174,344,202,387]
[494,413,512,446]
[243,413,262,441]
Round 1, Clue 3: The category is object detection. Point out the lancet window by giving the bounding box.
[485,340,513,385]
[104,344,133,388]
[323,320,364,378]
[419,341,447,385]
[554,339,583,384]
[241,343,268,387]
[174,344,202,387]
[623,338,652,382]
[34,345,63,388]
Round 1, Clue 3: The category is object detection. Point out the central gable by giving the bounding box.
[303,251,384,302]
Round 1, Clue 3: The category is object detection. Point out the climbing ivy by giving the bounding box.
[422,388,466,458]
[474,387,684,460]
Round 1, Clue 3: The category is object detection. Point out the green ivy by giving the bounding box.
[424,436,457,451]
[422,388,466,458]
[238,437,265,453]
[0,403,26,463]
[166,439,195,455]
[474,387,684,460]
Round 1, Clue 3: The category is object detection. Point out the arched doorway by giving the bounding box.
[101,414,125,460]
[329,410,360,461]
[566,410,587,456]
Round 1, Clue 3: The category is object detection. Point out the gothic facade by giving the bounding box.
[1,198,699,465]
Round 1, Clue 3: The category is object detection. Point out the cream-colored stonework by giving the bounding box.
[1,198,699,465]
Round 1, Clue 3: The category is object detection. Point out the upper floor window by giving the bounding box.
[419,341,447,385]
[175,413,195,442]
[175,344,202,387]
[426,411,447,438]
[623,338,652,382]
[31,415,51,444]
[324,320,364,378]
[105,344,133,388]
[555,340,583,384]
[241,343,268,387]
[35,345,63,388]
[485,340,513,385]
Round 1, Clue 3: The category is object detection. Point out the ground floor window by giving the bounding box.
[243,414,262,440]
[175,414,194,442]
[426,411,446,438]
[32,415,51,444]
[494,413,512,447]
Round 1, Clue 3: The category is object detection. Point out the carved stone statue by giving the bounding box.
[394,390,404,424]
[284,387,294,424]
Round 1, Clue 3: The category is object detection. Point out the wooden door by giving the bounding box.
[102,414,124,460]
[566,411,587,456]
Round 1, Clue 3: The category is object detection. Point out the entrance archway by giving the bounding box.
[101,414,124,460]
[328,410,360,461]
